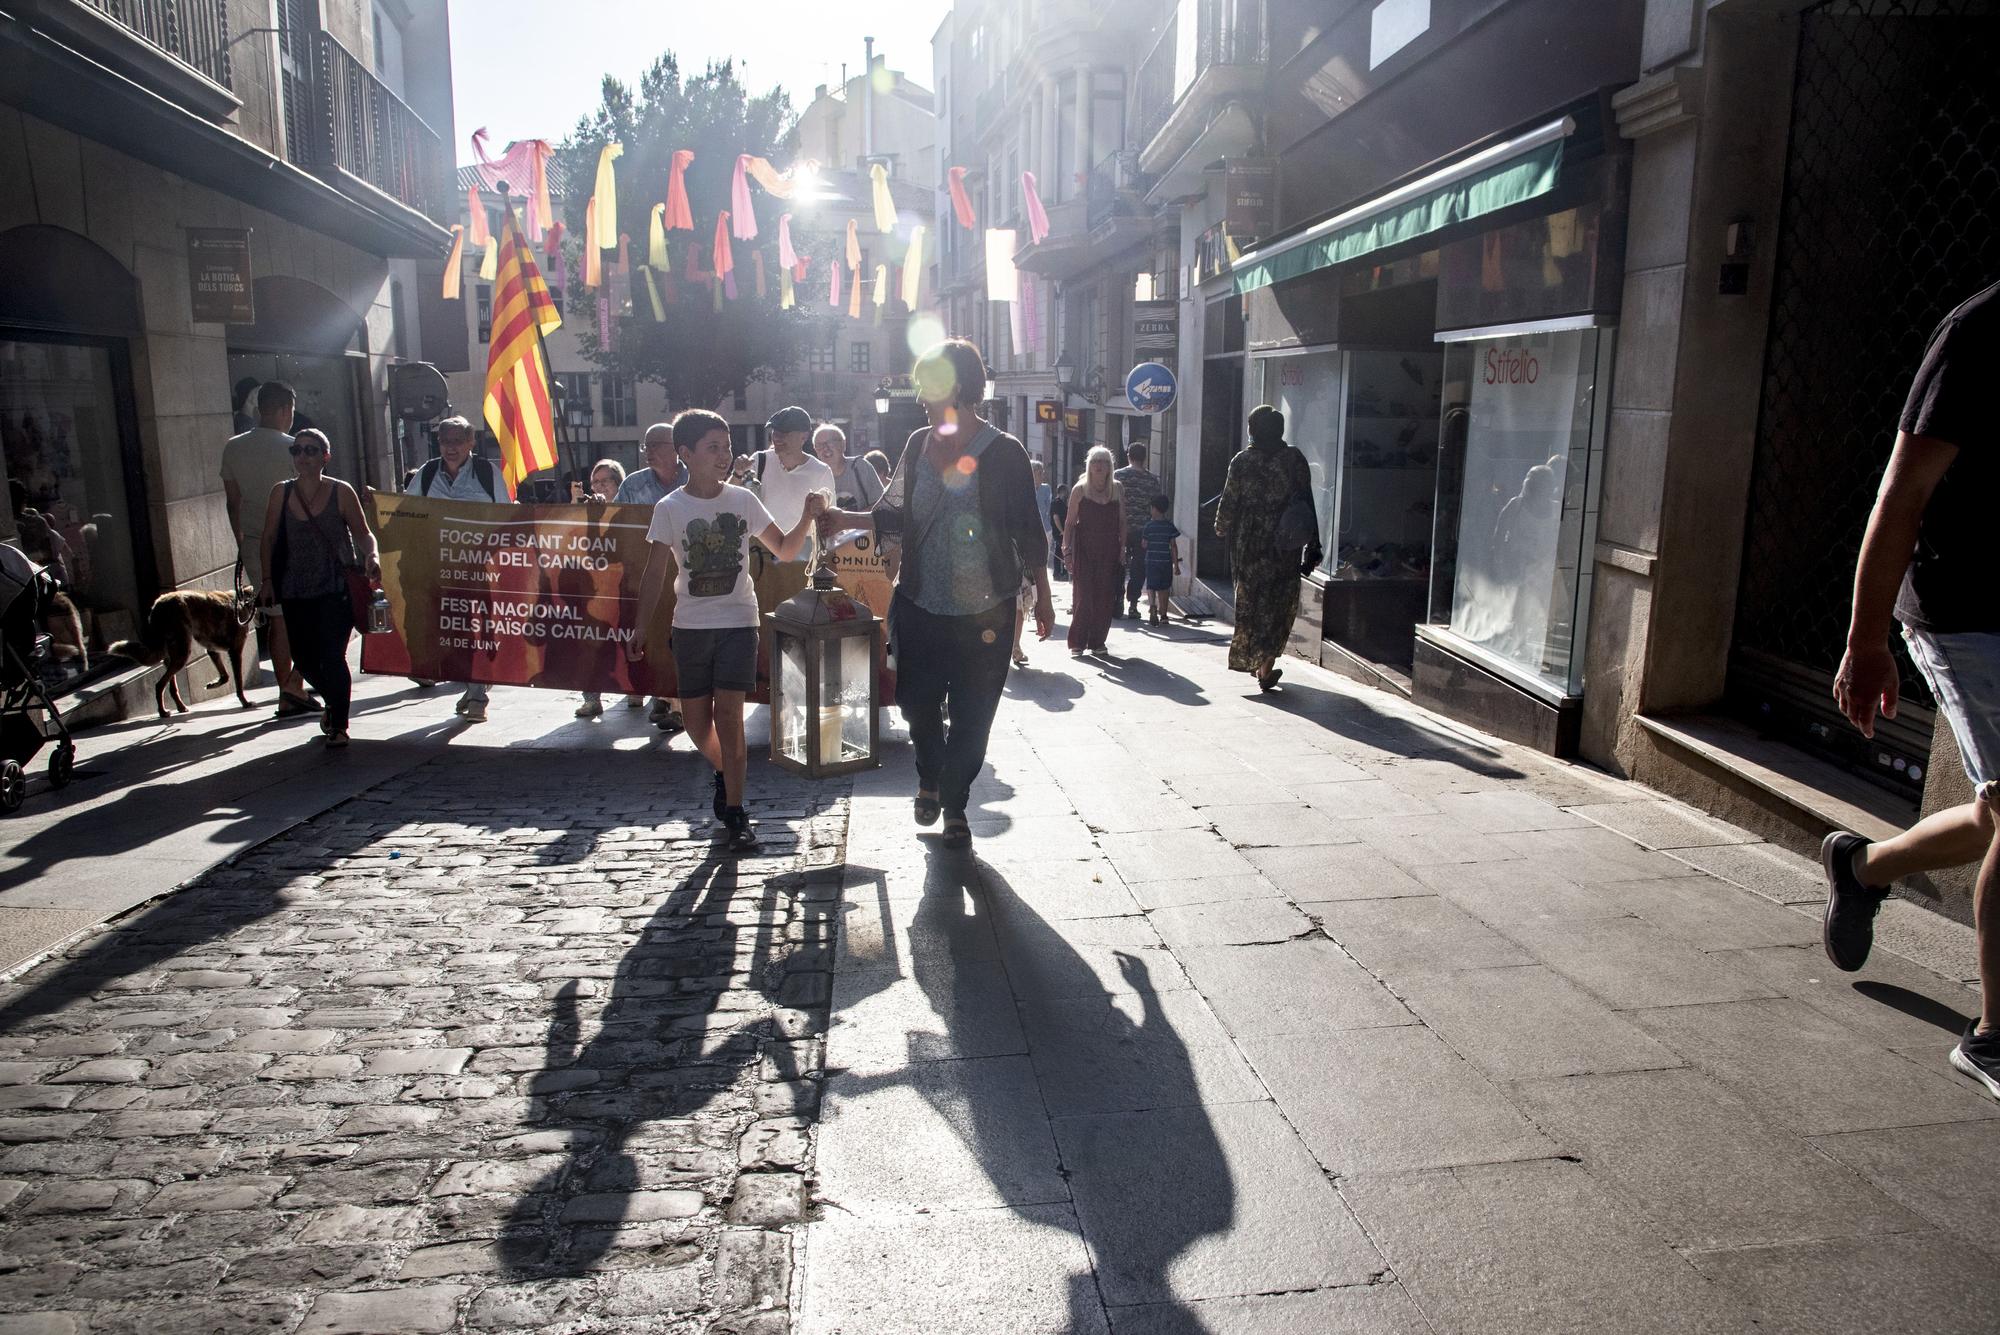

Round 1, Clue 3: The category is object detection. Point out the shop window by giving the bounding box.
[1428,325,1612,698]
[601,373,635,427]
[1,337,147,692]
[849,342,872,374]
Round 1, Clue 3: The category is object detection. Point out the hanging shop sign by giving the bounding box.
[1035,399,1061,423]
[1125,362,1178,415]
[186,228,255,324]
[1062,408,1085,434]
[1132,300,1177,357]
[1224,159,1276,244]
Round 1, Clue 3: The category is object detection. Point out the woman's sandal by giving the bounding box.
[1012,650,1029,668]
[940,816,972,849]
[914,793,941,827]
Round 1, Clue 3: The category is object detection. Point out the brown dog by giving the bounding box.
[110,590,252,717]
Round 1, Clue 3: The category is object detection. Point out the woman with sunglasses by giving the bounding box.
[257,429,380,747]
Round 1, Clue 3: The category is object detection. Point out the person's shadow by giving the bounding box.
[834,848,1230,1332]
[496,853,786,1274]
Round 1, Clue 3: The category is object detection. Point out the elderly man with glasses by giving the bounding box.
[407,416,509,721]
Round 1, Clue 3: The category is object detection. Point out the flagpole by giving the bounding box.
[496,181,582,491]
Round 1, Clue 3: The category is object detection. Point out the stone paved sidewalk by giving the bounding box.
[804,616,1999,1335]
[0,746,840,1333]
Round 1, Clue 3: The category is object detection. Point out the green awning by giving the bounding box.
[1232,120,1569,297]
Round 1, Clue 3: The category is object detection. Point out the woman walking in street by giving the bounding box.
[1063,445,1125,657]
[1215,405,1320,691]
[257,428,379,748]
[817,339,1052,849]
[576,459,634,719]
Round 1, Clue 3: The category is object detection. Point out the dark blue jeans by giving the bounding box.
[1123,536,1147,608]
[890,593,1015,818]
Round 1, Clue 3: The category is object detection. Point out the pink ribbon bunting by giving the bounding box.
[1022,171,1050,245]
[731,156,759,240]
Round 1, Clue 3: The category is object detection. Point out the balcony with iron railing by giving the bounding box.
[27,0,239,119]
[1134,0,1266,175]
[1085,150,1146,231]
[283,30,446,220]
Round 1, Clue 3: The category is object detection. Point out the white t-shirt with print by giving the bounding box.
[646,484,776,631]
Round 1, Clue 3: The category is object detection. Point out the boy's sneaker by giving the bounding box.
[712,771,728,823]
[724,807,759,852]
[1821,831,1888,972]
[1949,1020,2000,1100]
[462,698,488,723]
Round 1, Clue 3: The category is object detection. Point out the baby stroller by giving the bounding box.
[0,542,78,812]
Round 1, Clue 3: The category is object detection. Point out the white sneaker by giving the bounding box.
[462,698,488,722]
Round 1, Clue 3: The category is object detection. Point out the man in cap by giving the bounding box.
[735,406,836,607]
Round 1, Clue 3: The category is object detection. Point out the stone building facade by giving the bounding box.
[0,0,459,719]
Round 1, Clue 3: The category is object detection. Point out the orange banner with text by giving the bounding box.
[359,493,895,703]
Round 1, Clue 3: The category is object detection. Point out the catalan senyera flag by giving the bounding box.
[483,209,563,494]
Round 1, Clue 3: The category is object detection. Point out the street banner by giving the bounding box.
[361,494,670,694]
[360,494,894,703]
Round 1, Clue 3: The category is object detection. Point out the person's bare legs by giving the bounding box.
[679,692,747,807]
[1973,790,2000,1035]
[1857,798,1993,884]
[712,691,747,808]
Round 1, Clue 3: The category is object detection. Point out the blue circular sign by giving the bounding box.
[1126,362,1178,414]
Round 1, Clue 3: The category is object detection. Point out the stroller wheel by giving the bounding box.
[0,760,24,813]
[47,741,75,789]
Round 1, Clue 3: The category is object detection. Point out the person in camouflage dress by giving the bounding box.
[1215,405,1320,689]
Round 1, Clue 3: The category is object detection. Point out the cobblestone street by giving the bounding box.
[0,745,839,1333]
[1,618,1997,1333]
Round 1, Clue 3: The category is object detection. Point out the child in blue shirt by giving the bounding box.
[1141,495,1181,626]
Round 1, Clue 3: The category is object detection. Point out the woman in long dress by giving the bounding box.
[1063,446,1125,657]
[1215,405,1319,691]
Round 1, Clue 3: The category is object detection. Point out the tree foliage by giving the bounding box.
[557,57,818,411]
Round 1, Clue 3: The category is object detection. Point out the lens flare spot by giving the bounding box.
[906,315,945,357]
[954,456,978,476]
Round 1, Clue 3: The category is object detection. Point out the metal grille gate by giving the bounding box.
[1729,0,1999,799]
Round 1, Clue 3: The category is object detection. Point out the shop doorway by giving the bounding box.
[227,276,375,489]
[0,225,156,695]
[0,336,151,693]
[1195,358,1242,582]
[1727,0,1998,799]
[225,352,367,485]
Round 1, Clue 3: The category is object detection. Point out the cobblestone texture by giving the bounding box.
[0,752,840,1333]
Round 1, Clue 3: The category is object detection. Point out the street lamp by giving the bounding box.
[872,381,893,415]
[1054,348,1076,387]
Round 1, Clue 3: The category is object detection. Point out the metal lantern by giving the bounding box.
[764,565,881,777]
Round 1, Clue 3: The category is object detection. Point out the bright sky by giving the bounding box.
[447,0,949,162]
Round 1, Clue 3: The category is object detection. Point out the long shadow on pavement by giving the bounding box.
[833,848,1230,1333]
[497,852,792,1275]
[1247,677,1524,779]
